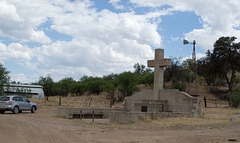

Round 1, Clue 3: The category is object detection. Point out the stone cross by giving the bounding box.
[148,49,171,99]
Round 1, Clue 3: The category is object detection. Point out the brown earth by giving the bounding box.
[0,107,240,143]
[0,84,240,143]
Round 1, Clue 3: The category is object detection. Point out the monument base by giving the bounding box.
[109,111,194,124]
[109,89,202,124]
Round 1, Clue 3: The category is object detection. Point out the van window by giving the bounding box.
[0,97,10,101]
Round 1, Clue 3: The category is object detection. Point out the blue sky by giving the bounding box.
[0,0,240,83]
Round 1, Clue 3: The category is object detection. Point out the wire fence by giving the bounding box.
[204,97,230,108]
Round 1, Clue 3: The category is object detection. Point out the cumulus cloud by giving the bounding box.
[2,0,239,83]
[0,0,55,43]
[33,38,153,80]
[130,0,240,51]
[109,0,124,9]
[171,37,179,41]
[0,42,32,61]
[51,8,162,46]
[0,0,161,82]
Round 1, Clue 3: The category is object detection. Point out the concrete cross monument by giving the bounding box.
[148,49,171,99]
[109,48,201,123]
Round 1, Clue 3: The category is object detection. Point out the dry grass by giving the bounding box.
[28,86,240,130]
[135,108,240,129]
[30,93,122,110]
[30,95,240,130]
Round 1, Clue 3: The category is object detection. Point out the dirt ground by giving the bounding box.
[0,95,240,143]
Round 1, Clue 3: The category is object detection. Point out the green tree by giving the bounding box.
[182,59,197,82]
[80,75,89,82]
[79,76,106,95]
[103,73,118,87]
[228,89,240,108]
[133,63,151,75]
[164,58,184,82]
[117,72,139,100]
[38,74,54,97]
[139,72,154,86]
[100,82,116,107]
[197,52,218,86]
[70,81,88,96]
[0,63,10,96]
[57,77,75,96]
[210,36,240,91]
[87,79,105,95]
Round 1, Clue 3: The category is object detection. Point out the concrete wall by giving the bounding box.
[159,89,201,113]
[109,111,192,124]
[124,90,154,111]
[134,100,168,113]
[124,89,201,117]
[57,107,120,119]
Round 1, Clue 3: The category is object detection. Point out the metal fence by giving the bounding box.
[203,97,230,108]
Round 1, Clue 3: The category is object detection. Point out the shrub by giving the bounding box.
[117,72,140,98]
[171,78,186,91]
[228,90,240,108]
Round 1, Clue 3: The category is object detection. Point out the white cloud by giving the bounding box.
[0,1,23,22]
[32,38,153,81]
[0,0,162,82]
[109,0,124,9]
[51,8,162,47]
[10,73,41,83]
[3,0,239,83]
[0,0,56,43]
[23,1,159,81]
[0,42,32,62]
[171,37,179,41]
[130,0,240,51]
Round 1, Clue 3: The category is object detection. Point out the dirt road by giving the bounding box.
[0,109,240,143]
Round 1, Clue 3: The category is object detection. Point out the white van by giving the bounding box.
[3,84,45,99]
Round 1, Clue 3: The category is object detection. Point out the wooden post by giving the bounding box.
[215,99,217,107]
[92,111,95,122]
[228,99,231,107]
[204,97,207,107]
[59,97,61,106]
[80,110,82,120]
[150,102,153,120]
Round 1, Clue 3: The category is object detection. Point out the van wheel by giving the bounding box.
[13,106,19,114]
[31,106,36,113]
[0,110,5,114]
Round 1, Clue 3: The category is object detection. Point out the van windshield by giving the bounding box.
[0,97,10,101]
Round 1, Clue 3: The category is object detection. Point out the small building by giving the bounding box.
[3,84,45,99]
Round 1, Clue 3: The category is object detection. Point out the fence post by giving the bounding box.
[80,110,82,120]
[92,111,95,122]
[228,99,231,107]
[59,96,61,106]
[204,97,207,107]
